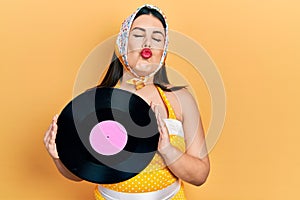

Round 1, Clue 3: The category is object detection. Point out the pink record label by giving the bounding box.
[89,120,128,155]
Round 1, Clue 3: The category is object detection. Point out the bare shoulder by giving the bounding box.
[164,86,199,121]
[171,87,198,108]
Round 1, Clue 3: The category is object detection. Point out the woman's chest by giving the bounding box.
[135,87,183,121]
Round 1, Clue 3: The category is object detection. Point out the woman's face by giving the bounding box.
[127,14,165,77]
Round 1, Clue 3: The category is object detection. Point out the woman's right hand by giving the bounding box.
[44,114,59,159]
[43,114,83,181]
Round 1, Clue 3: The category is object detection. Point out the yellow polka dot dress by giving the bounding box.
[94,87,187,199]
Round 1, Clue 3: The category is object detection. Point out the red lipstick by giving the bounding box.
[140,48,152,59]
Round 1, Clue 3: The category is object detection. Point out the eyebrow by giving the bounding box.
[131,27,165,37]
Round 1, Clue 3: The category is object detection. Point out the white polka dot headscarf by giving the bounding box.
[116,4,169,84]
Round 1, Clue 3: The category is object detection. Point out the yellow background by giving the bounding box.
[1,0,299,199]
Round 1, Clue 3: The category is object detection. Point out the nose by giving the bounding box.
[142,37,151,48]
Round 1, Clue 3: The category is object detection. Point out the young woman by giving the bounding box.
[44,4,210,200]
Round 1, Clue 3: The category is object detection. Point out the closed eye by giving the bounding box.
[152,38,161,42]
[133,34,144,38]
[152,38,162,42]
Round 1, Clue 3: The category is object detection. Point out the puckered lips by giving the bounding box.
[140,48,152,59]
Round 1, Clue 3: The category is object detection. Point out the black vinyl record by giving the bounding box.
[56,87,159,184]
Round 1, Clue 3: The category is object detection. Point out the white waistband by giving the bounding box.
[98,180,181,200]
[163,119,184,138]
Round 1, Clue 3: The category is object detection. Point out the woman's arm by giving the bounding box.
[153,89,210,186]
[44,115,82,182]
[52,158,83,181]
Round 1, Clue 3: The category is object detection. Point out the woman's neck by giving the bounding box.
[120,71,155,91]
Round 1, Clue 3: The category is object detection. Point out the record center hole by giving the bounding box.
[89,120,128,156]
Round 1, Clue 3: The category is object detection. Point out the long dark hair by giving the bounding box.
[98,7,185,91]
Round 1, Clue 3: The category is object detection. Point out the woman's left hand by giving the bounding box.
[151,102,172,156]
